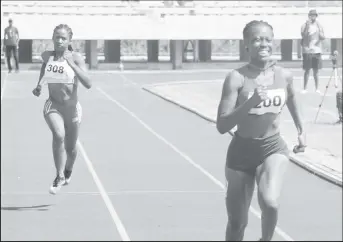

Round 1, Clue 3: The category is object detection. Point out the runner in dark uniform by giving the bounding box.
[216,20,306,241]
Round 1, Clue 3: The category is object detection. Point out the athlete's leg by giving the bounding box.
[44,111,66,178]
[44,100,68,194]
[255,154,289,241]
[64,120,79,172]
[64,102,82,182]
[225,167,255,241]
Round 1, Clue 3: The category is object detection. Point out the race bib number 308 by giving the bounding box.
[248,89,286,115]
[45,63,74,84]
[47,64,64,74]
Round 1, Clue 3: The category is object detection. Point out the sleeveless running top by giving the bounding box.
[42,54,76,84]
[235,65,288,138]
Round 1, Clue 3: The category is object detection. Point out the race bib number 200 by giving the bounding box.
[248,89,286,115]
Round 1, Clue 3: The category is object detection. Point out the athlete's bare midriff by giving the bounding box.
[48,83,78,105]
[236,113,281,139]
[235,65,288,139]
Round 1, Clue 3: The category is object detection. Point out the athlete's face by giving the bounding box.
[53,28,70,52]
[245,25,273,62]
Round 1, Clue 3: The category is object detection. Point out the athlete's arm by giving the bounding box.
[285,69,304,135]
[216,70,258,134]
[69,52,92,89]
[36,51,51,87]
[32,51,50,96]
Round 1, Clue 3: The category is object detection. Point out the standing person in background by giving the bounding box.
[301,9,325,94]
[3,18,20,73]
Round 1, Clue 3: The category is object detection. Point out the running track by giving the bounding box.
[1,70,342,241]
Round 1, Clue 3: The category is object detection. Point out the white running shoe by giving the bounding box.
[49,176,66,195]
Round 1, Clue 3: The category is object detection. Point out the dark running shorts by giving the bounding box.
[302,53,322,70]
[226,132,289,176]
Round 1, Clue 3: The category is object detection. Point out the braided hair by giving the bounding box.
[53,24,74,51]
[243,20,274,41]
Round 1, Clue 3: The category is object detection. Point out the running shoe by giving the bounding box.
[49,176,65,195]
[64,169,73,185]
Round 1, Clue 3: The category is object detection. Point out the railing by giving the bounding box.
[2,1,342,10]
[2,5,342,15]
[2,1,342,39]
[2,1,342,8]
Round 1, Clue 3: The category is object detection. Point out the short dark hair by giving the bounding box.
[242,20,274,40]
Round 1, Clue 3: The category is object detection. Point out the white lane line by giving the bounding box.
[117,72,138,86]
[96,86,295,241]
[1,69,338,75]
[77,140,131,241]
[144,79,223,88]
[1,190,224,196]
